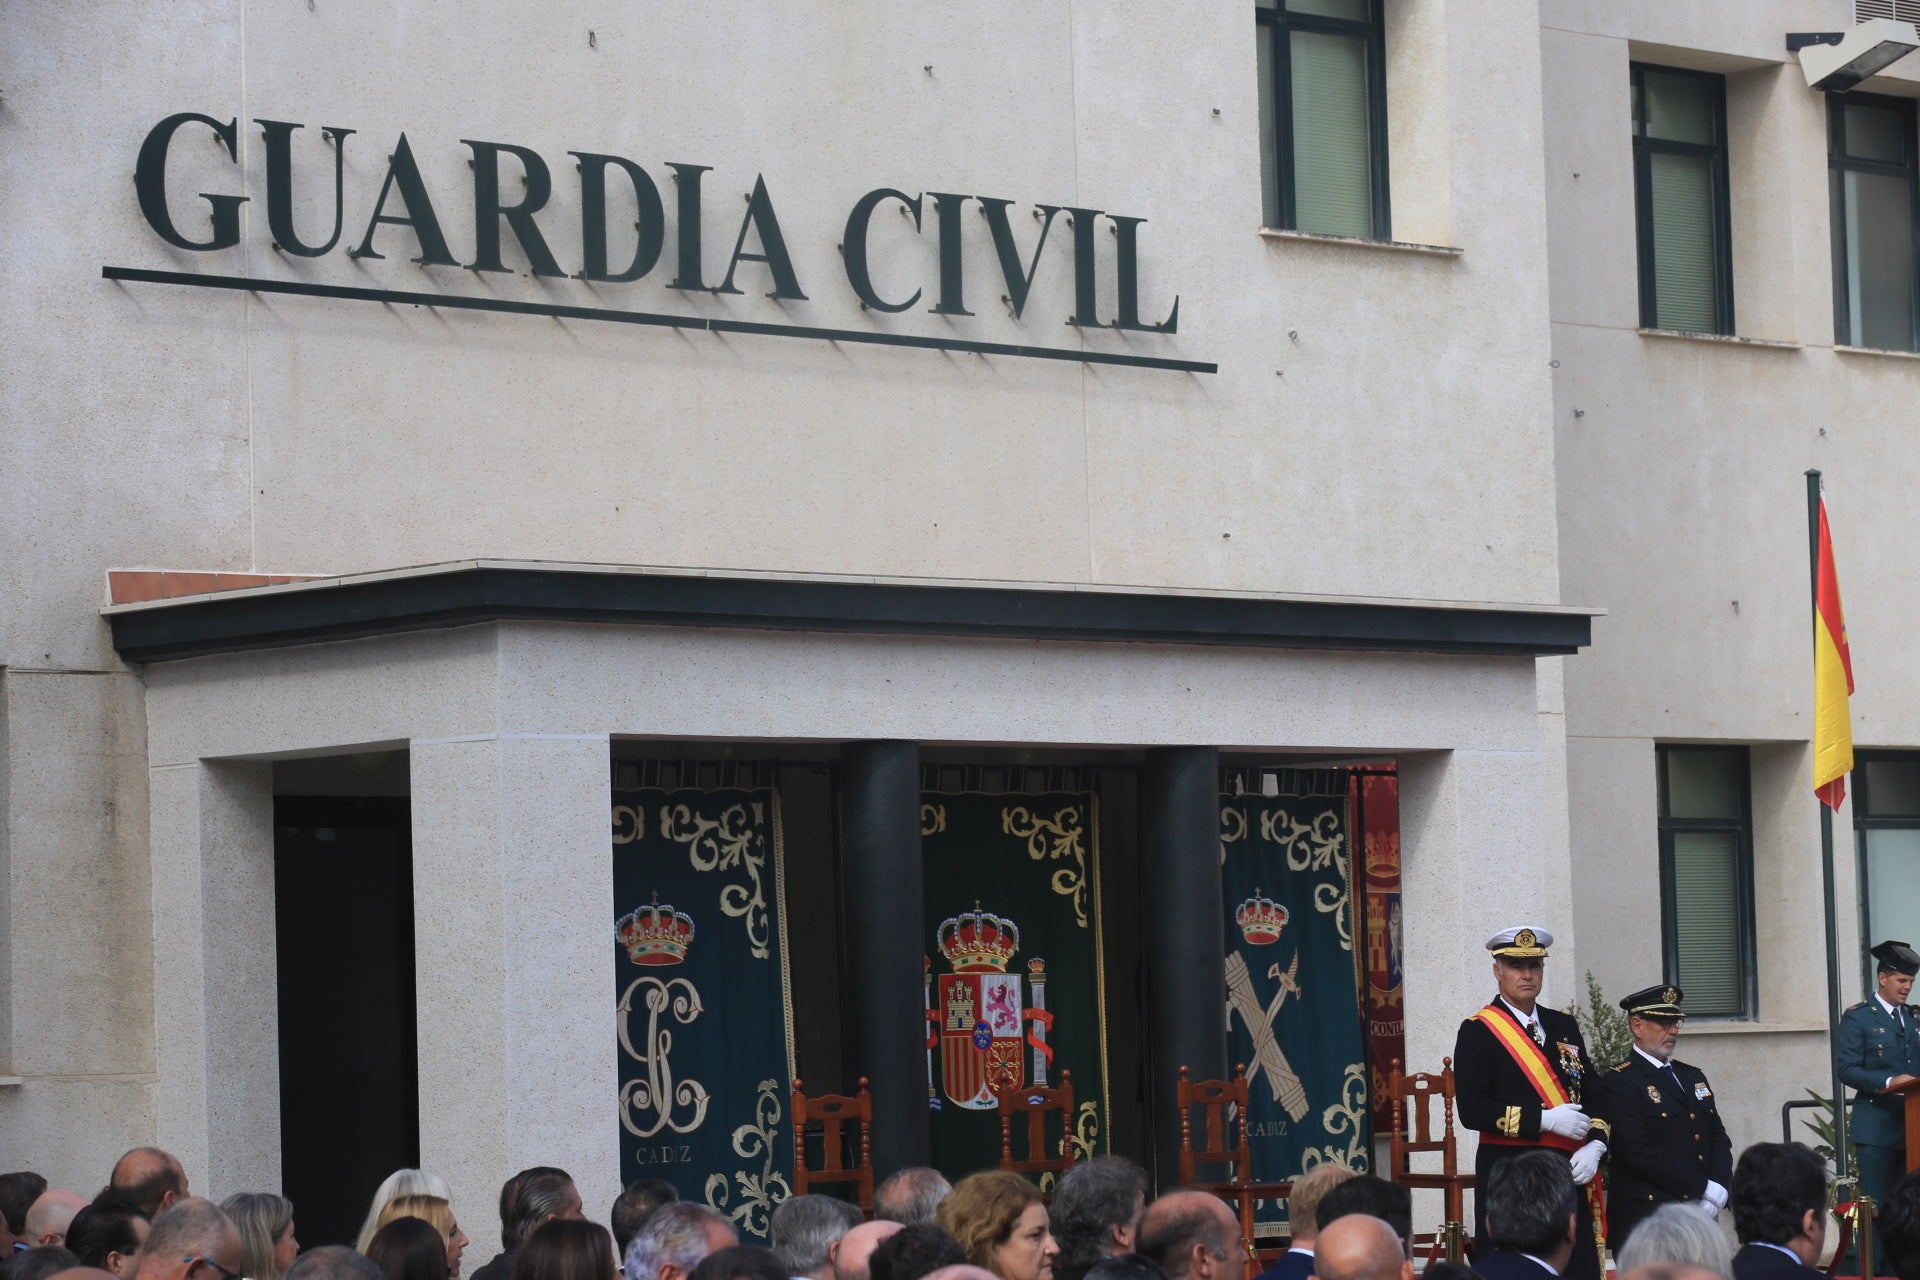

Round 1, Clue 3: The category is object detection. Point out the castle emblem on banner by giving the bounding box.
[924,905,1055,1111]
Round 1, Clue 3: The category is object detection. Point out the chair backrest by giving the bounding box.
[792,1077,875,1211]
[1176,1064,1252,1187]
[1387,1057,1460,1177]
[999,1070,1076,1180]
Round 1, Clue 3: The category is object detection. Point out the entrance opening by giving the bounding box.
[273,751,416,1247]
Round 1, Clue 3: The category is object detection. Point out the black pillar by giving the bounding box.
[1141,745,1227,1192]
[839,739,930,1176]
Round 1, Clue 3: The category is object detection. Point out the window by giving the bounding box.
[1856,755,1920,990]
[1632,64,1734,334]
[1656,746,1755,1018]
[1829,95,1919,351]
[1256,0,1389,240]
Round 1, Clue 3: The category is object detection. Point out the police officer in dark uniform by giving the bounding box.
[1837,941,1920,1214]
[1588,984,1732,1253]
[1454,927,1610,1280]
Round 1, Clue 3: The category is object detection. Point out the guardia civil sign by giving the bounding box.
[108,111,1213,374]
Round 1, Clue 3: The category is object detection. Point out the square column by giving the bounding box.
[1398,748,1560,1069]
[410,734,619,1245]
[148,759,280,1196]
[1397,745,1558,1231]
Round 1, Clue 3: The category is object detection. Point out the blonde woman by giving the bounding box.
[222,1193,300,1280]
[357,1171,454,1253]
[376,1195,472,1280]
[936,1171,1058,1280]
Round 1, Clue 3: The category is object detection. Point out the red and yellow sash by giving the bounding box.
[1471,1005,1580,1152]
[1472,1005,1609,1265]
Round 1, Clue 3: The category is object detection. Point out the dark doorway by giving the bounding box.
[274,794,418,1246]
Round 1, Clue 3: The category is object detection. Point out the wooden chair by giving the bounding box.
[1385,1057,1474,1264]
[998,1069,1076,1190]
[792,1076,875,1213]
[1177,1065,1294,1279]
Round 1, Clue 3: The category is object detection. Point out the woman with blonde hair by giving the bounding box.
[375,1195,471,1280]
[221,1193,300,1280]
[935,1171,1058,1280]
[357,1171,454,1252]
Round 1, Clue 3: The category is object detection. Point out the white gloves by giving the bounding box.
[1569,1139,1606,1185]
[1702,1181,1728,1212]
[1541,1102,1592,1140]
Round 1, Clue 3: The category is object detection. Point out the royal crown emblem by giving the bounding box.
[616,895,696,966]
[1663,987,1679,1006]
[1515,928,1537,949]
[937,903,1021,973]
[1236,890,1289,946]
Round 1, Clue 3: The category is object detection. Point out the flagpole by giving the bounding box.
[1808,467,1852,1187]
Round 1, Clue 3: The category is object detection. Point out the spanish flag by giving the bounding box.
[1813,494,1855,809]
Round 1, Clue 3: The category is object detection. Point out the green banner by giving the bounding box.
[1220,787,1369,1227]
[611,788,794,1242]
[920,790,1109,1182]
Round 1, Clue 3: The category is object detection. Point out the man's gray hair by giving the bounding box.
[1051,1159,1147,1274]
[1615,1204,1733,1277]
[874,1170,951,1227]
[141,1199,234,1268]
[284,1246,384,1280]
[626,1203,731,1280]
[770,1197,863,1277]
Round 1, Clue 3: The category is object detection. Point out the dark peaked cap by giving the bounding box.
[1873,940,1920,975]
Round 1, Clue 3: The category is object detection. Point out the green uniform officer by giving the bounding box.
[1837,940,1920,1220]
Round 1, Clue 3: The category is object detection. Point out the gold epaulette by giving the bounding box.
[1612,1061,1631,1072]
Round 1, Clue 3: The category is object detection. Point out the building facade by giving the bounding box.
[0,0,1910,1258]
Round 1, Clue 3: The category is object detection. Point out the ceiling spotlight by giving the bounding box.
[1789,19,1920,93]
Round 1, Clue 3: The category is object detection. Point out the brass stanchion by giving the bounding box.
[1439,1220,1467,1263]
[1855,1194,1877,1280]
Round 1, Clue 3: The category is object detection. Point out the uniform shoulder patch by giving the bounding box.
[1846,1002,1867,1014]
[1612,1061,1631,1072]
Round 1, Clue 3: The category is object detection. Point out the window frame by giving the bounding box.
[1853,751,1920,993]
[1827,92,1920,351]
[1256,0,1392,241]
[1630,62,1736,335]
[1655,744,1757,1020]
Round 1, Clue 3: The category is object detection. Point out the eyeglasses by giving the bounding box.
[188,1256,248,1280]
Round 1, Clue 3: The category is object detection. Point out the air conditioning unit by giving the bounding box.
[1859,0,1920,22]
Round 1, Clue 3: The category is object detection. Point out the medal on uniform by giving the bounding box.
[1646,1084,1661,1103]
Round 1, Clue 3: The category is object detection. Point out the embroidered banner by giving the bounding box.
[920,784,1109,1182]
[1220,779,1370,1230]
[611,784,794,1243]
[1354,771,1406,1131]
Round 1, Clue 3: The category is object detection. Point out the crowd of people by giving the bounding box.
[7,1136,1920,1280]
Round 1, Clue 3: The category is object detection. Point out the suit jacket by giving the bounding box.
[1453,1001,1605,1142]
[1589,1051,1733,1247]
[1252,1249,1314,1280]
[469,1249,516,1280]
[1837,998,1920,1148]
[1731,1244,1825,1280]
[1472,1251,1560,1280]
